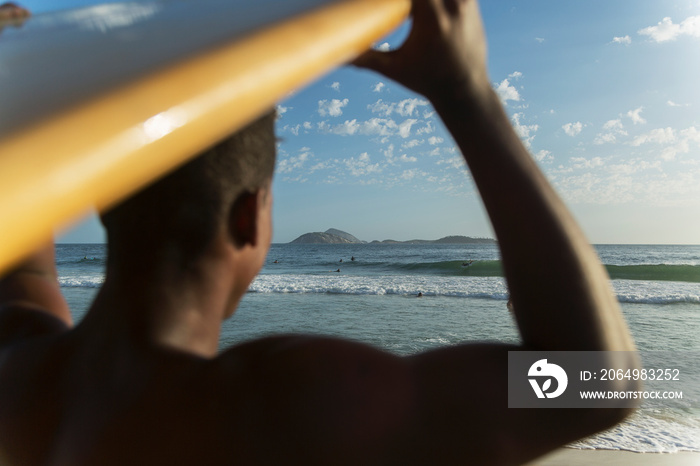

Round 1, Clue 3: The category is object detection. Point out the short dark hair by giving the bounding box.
[101,111,276,268]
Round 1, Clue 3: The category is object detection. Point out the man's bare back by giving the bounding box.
[0,1,639,464]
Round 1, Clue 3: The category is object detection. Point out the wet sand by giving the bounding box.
[526,449,700,465]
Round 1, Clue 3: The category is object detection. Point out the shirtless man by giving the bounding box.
[0,0,639,464]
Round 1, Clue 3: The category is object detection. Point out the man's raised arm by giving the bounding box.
[0,243,72,344]
[354,0,639,462]
[356,0,634,354]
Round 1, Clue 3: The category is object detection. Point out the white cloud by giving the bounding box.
[277,149,311,174]
[402,139,423,149]
[667,100,690,107]
[428,136,444,145]
[375,42,391,51]
[344,152,381,177]
[318,98,349,117]
[396,99,430,117]
[535,37,545,43]
[276,105,290,116]
[325,118,408,138]
[603,119,625,131]
[511,113,538,147]
[552,157,700,207]
[631,127,676,147]
[331,82,341,91]
[594,133,618,145]
[656,126,699,161]
[362,118,395,137]
[627,107,646,125]
[495,78,521,104]
[382,144,395,163]
[283,124,301,136]
[594,119,628,145]
[534,150,553,163]
[681,126,700,144]
[398,119,418,138]
[367,98,430,117]
[563,122,583,137]
[309,161,331,173]
[399,154,417,163]
[367,99,393,117]
[571,156,604,170]
[372,82,386,93]
[638,16,700,43]
[326,120,357,136]
[416,122,435,135]
[400,169,420,180]
[611,35,631,45]
[508,71,523,80]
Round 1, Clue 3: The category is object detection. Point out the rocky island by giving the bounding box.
[290,229,365,244]
[289,229,495,245]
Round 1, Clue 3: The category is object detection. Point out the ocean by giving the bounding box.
[56,242,700,454]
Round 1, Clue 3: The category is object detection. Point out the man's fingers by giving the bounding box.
[352,49,398,78]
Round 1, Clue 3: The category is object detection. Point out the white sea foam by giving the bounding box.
[571,412,700,453]
[250,274,510,300]
[59,275,104,288]
[612,280,700,304]
[249,274,700,304]
[59,271,700,306]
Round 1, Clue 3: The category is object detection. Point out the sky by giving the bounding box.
[25,0,700,244]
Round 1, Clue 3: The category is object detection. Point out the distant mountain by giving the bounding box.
[289,229,495,245]
[290,229,364,244]
[371,236,496,245]
[324,229,364,243]
[433,236,496,244]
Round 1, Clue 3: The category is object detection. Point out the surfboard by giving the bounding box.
[0,0,410,273]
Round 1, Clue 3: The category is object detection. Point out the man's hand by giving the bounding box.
[354,0,489,103]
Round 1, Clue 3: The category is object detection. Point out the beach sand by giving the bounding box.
[526,448,700,465]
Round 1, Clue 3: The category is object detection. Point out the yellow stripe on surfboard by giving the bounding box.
[0,0,410,273]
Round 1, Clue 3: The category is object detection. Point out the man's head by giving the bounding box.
[101,111,276,272]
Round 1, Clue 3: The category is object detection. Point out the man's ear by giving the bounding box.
[228,191,259,249]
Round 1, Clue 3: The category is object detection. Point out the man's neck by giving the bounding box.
[79,256,236,358]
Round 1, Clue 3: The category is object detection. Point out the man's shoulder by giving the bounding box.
[213,334,401,373]
[0,304,69,347]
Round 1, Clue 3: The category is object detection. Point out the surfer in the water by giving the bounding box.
[0,1,639,465]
